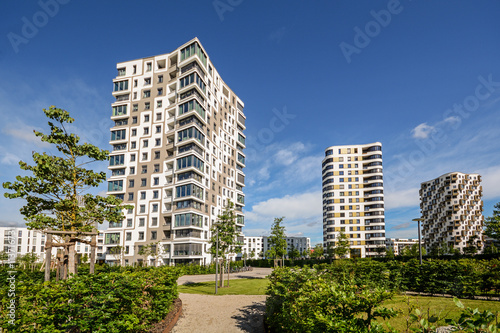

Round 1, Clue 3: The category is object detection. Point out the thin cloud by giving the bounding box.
[411,123,435,139]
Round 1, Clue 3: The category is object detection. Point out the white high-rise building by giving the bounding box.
[420,172,483,253]
[106,38,246,266]
[322,143,386,258]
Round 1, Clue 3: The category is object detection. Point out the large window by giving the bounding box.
[180,73,206,93]
[178,127,205,144]
[112,105,127,116]
[173,243,202,256]
[108,180,123,192]
[175,229,202,238]
[176,155,204,171]
[180,42,207,67]
[111,129,126,141]
[176,184,203,200]
[175,213,203,227]
[109,154,125,166]
[105,233,120,245]
[176,200,202,211]
[178,99,205,119]
[238,134,245,145]
[113,80,128,92]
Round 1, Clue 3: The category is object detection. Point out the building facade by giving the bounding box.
[420,172,483,253]
[385,238,421,255]
[322,143,386,258]
[242,236,311,259]
[106,38,246,266]
[0,227,105,263]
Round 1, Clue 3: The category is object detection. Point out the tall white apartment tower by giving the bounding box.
[420,172,483,253]
[106,38,246,266]
[322,143,386,258]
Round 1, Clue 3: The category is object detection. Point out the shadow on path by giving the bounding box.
[231,300,266,333]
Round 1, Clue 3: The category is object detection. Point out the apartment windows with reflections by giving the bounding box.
[153,164,160,173]
[138,232,144,241]
[155,138,161,146]
[139,218,145,226]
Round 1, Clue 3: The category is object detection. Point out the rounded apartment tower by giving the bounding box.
[322,142,386,258]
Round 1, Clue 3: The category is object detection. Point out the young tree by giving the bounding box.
[385,247,395,259]
[3,106,128,278]
[210,201,239,287]
[288,244,300,260]
[326,242,335,262]
[485,202,500,241]
[269,217,287,267]
[333,231,350,258]
[310,244,324,259]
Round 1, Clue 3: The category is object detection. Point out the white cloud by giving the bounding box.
[444,116,460,125]
[476,165,500,200]
[411,123,435,139]
[385,187,420,210]
[1,152,21,165]
[246,191,322,221]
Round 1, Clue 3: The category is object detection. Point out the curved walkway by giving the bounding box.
[172,268,272,333]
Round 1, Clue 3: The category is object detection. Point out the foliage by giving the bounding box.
[0,266,181,332]
[445,298,500,333]
[485,202,500,241]
[268,217,287,261]
[334,231,351,258]
[265,267,397,332]
[209,201,240,259]
[288,244,300,259]
[310,244,324,259]
[3,106,127,233]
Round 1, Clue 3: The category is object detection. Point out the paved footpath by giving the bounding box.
[172,268,272,333]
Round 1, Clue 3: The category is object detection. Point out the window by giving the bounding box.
[176,155,204,171]
[140,191,146,200]
[109,155,124,166]
[127,219,132,227]
[153,164,160,172]
[145,102,150,110]
[139,204,145,213]
[141,178,147,187]
[157,88,163,96]
[176,184,203,199]
[153,190,159,199]
[143,139,148,147]
[107,180,123,192]
[153,177,159,186]
[131,141,136,149]
[110,129,126,141]
[133,104,138,111]
[144,77,151,85]
[130,154,136,162]
[156,113,162,121]
[112,105,127,117]
[117,68,126,76]
[154,151,160,159]
[105,233,120,244]
[113,80,128,92]
[144,115,150,122]
[142,153,148,161]
[180,42,207,67]
[178,99,206,119]
[175,213,203,227]
[143,127,149,135]
[138,232,144,240]
[158,75,163,83]
[132,116,137,124]
[151,231,157,240]
[129,179,134,187]
[146,62,152,71]
[155,125,161,133]
[178,127,205,144]
[152,204,158,212]
[111,168,125,176]
[128,193,134,201]
[131,129,137,136]
[157,100,162,108]
[126,232,131,241]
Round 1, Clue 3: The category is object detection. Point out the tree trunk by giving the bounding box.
[220,259,224,287]
[227,258,230,287]
[68,241,76,277]
[44,233,52,282]
[90,234,96,274]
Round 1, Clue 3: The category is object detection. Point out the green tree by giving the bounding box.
[3,106,128,278]
[334,231,351,258]
[269,217,287,266]
[16,252,39,270]
[485,202,500,241]
[385,247,395,259]
[288,244,300,260]
[0,251,9,265]
[310,244,324,259]
[210,201,239,287]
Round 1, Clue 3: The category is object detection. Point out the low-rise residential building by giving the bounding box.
[242,236,310,259]
[385,237,421,255]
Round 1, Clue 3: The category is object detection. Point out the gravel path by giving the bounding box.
[172,268,272,333]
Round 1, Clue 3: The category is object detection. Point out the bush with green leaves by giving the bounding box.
[265,267,397,332]
[0,266,180,332]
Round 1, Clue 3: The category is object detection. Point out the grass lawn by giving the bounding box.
[178,278,269,295]
[381,295,500,331]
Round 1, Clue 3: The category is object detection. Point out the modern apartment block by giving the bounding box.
[385,238,421,255]
[242,236,311,259]
[420,172,483,253]
[107,38,246,266]
[0,227,105,263]
[322,143,386,258]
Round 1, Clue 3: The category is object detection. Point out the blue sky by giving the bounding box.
[1,0,500,246]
